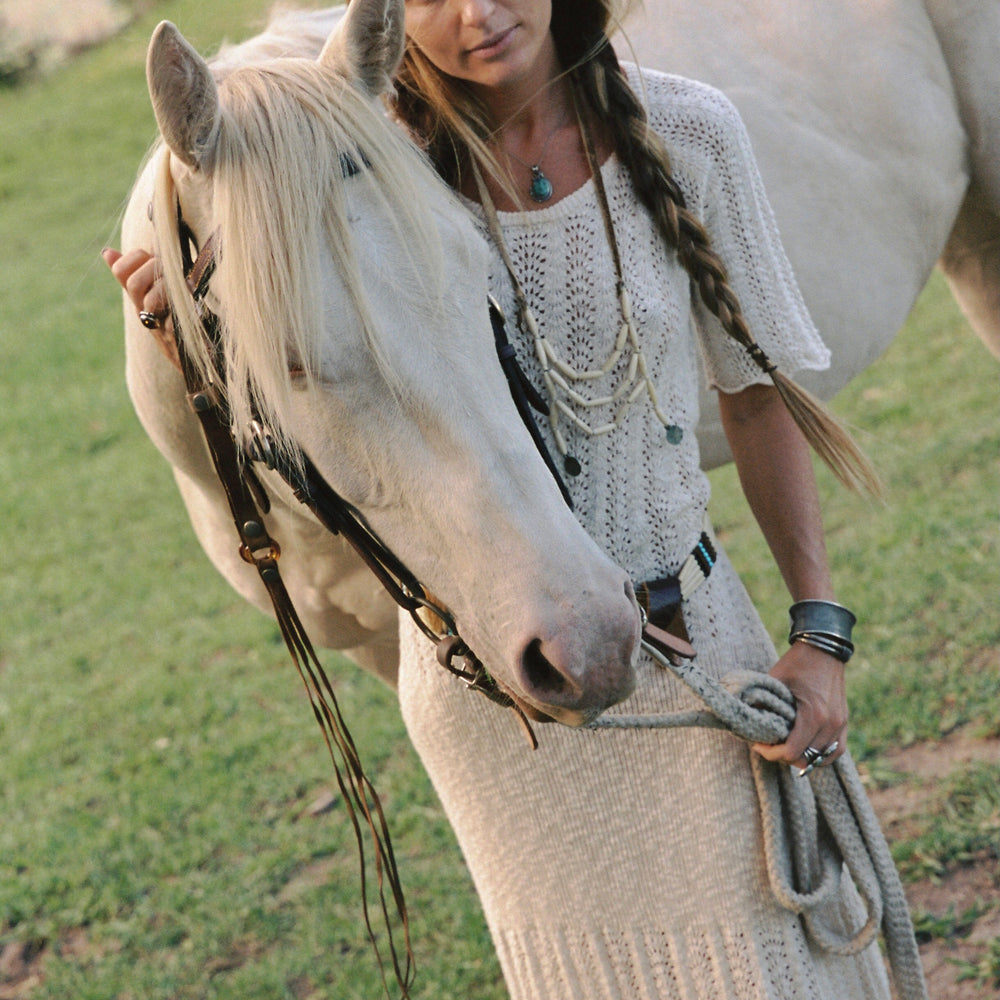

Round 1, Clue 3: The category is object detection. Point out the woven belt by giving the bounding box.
[636,514,718,632]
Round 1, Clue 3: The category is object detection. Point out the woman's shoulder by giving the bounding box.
[620,63,747,147]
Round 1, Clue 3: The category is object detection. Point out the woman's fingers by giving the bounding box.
[790,725,848,776]
[756,721,847,775]
[103,248,182,373]
[103,248,166,316]
[104,246,149,294]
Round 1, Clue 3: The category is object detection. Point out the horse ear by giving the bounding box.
[146,21,221,170]
[318,0,405,96]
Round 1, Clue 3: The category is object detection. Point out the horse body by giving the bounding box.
[123,0,639,718]
[626,0,999,463]
[922,0,1000,346]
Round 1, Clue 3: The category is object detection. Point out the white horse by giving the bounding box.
[122,0,998,685]
[121,0,639,715]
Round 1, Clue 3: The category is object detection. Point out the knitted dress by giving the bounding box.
[397,69,892,1000]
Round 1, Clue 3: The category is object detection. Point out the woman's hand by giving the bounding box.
[102,247,182,372]
[752,641,848,773]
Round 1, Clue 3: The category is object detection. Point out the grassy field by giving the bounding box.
[1,2,997,998]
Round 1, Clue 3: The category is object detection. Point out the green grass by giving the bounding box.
[889,762,1000,882]
[1,2,998,997]
[954,937,1000,992]
[911,899,994,944]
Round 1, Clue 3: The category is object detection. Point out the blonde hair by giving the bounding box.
[392,0,881,495]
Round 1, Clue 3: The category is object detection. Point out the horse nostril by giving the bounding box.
[520,638,577,700]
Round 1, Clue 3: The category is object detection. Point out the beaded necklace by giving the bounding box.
[474,82,683,475]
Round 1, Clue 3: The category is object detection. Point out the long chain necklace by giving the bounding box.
[474,81,683,474]
[494,111,567,204]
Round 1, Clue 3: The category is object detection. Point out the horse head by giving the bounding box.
[138,0,640,726]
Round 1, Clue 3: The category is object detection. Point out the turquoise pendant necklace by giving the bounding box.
[500,112,566,205]
[528,165,554,204]
[474,80,687,471]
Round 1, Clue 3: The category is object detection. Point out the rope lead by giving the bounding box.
[587,644,929,1000]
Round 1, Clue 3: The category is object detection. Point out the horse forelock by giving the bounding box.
[155,54,449,469]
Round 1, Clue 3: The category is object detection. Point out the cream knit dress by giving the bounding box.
[397,69,893,1000]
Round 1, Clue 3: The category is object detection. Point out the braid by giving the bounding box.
[571,43,881,496]
[574,48,764,362]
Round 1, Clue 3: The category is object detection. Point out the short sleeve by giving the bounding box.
[639,71,831,392]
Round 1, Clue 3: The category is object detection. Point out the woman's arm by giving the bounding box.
[718,382,848,772]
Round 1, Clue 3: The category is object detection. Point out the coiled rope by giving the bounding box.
[587,643,929,1000]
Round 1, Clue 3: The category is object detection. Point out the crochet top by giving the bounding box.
[459,66,829,583]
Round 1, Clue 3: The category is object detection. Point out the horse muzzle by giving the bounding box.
[497,582,642,726]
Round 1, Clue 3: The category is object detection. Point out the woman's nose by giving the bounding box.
[460,0,497,28]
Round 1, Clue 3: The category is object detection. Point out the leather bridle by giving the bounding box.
[168,204,564,998]
[175,211,541,726]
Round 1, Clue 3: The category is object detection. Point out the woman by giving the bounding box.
[106,2,900,996]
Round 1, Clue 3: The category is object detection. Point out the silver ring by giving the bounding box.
[798,740,841,777]
[139,310,161,330]
[798,746,825,777]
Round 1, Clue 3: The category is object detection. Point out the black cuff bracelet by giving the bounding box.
[788,600,857,663]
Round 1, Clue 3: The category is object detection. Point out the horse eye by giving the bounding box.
[339,149,370,179]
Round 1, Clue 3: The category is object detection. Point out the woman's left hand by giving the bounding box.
[751,641,848,774]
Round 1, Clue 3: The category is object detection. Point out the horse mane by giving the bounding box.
[152,37,449,469]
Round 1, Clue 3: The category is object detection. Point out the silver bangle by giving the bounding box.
[789,599,855,641]
[793,633,854,663]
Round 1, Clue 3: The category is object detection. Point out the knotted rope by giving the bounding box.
[587,648,929,1000]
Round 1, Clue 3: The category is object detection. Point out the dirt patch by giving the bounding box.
[0,939,45,1000]
[276,855,340,906]
[864,733,1000,999]
[865,732,1000,827]
[905,860,999,1000]
[874,731,1000,783]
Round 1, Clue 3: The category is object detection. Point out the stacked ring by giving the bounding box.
[797,740,840,777]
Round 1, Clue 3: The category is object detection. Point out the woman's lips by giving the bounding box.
[468,25,516,58]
